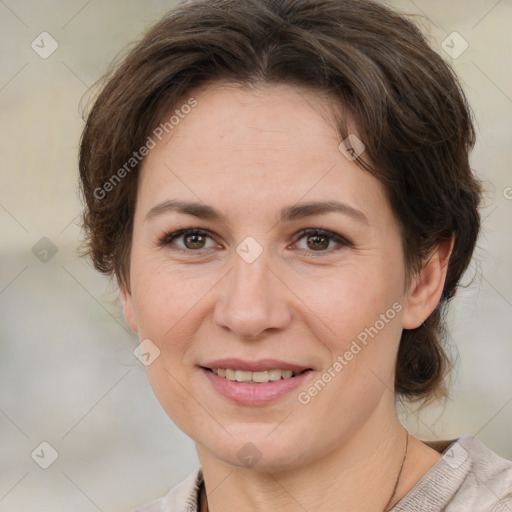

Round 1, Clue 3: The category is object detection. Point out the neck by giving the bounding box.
[197,409,440,512]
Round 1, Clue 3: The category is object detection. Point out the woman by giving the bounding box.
[79,0,512,510]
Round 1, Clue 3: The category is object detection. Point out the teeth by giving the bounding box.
[252,371,270,383]
[269,369,282,381]
[212,368,297,383]
[235,370,252,382]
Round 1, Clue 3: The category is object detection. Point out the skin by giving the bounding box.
[121,83,452,512]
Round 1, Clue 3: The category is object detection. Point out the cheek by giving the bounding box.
[130,258,213,341]
[289,263,401,345]
[132,264,212,430]
[144,362,204,439]
[289,264,405,400]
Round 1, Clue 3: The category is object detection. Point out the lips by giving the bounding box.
[200,359,313,405]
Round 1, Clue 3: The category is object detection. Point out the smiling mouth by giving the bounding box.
[208,368,309,384]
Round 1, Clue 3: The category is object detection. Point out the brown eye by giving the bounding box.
[184,233,207,249]
[161,229,217,251]
[306,234,330,251]
[294,228,350,254]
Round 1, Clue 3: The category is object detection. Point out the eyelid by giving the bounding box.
[159,227,220,250]
[291,228,352,253]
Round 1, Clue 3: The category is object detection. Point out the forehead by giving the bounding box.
[137,83,386,223]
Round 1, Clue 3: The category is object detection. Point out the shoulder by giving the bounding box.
[394,435,512,512]
[456,436,512,511]
[133,467,203,512]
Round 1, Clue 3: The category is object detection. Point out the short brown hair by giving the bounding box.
[79,0,481,402]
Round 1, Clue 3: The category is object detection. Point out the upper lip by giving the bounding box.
[202,358,311,373]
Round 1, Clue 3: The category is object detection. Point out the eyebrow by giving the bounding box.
[144,199,368,224]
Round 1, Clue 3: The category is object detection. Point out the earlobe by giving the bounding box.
[120,285,139,333]
[401,236,454,330]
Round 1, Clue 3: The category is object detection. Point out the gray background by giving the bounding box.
[1,0,511,511]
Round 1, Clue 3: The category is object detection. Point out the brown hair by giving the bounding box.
[79,0,481,402]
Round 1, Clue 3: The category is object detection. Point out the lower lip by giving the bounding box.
[201,368,312,405]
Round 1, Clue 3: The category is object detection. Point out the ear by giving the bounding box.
[120,283,139,333]
[401,236,454,330]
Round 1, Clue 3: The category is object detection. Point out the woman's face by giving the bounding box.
[122,83,420,470]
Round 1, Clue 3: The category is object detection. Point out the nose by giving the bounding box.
[213,251,292,340]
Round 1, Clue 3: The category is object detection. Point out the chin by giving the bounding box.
[196,424,316,472]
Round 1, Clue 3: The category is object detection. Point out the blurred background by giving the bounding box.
[0,0,511,510]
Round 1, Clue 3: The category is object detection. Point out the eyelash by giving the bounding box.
[159,227,351,256]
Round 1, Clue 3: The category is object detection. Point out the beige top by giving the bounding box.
[134,435,512,512]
